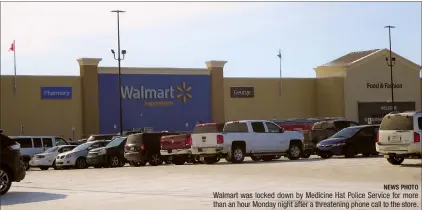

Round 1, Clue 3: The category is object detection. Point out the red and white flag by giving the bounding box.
[9,40,17,93]
[9,42,14,52]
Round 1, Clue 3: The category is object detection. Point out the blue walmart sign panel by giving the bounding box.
[98,74,211,133]
[41,87,72,99]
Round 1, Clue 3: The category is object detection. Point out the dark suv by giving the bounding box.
[124,132,179,166]
[0,130,26,195]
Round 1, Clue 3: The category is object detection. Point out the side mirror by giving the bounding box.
[279,128,285,133]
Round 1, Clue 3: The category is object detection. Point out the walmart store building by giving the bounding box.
[0,49,421,139]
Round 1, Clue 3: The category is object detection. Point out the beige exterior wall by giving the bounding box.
[0,76,83,138]
[344,51,421,122]
[223,78,317,121]
[1,53,420,138]
[315,77,345,117]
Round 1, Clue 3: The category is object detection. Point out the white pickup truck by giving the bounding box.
[190,120,305,164]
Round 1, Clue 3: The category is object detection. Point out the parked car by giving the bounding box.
[29,145,77,170]
[191,120,305,164]
[87,134,117,142]
[300,120,359,158]
[124,132,180,166]
[9,136,69,171]
[55,140,110,169]
[86,137,127,168]
[316,125,380,159]
[376,111,421,165]
[310,120,359,143]
[160,133,195,165]
[0,130,26,195]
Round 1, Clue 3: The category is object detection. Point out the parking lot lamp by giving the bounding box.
[111,10,126,135]
[384,25,396,111]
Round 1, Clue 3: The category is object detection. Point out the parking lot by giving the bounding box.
[1,156,421,210]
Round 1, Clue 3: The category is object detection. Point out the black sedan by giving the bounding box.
[317,125,379,158]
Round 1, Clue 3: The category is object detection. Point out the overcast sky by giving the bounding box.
[1,1,421,77]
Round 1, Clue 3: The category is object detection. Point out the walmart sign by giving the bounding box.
[98,74,211,133]
[120,82,192,107]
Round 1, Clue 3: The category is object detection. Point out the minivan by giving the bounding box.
[9,136,69,170]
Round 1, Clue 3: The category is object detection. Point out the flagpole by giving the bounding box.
[13,40,17,94]
[277,49,282,95]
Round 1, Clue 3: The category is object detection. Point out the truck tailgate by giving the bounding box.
[191,133,220,148]
[161,134,190,150]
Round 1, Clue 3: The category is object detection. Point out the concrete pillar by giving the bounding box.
[206,60,227,123]
[77,58,102,137]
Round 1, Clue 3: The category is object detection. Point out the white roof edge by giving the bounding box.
[347,49,384,66]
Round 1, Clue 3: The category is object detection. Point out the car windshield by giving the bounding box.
[106,137,126,148]
[331,127,361,138]
[44,146,59,153]
[73,142,94,152]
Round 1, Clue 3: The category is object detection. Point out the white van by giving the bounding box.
[376,111,421,165]
[9,136,69,170]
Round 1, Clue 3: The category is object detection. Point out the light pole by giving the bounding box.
[111,10,126,135]
[385,25,396,112]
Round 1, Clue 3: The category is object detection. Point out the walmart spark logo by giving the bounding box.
[176,82,192,104]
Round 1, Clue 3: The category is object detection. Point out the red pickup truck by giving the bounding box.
[160,133,197,165]
[160,123,225,165]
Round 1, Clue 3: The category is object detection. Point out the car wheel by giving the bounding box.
[320,152,333,159]
[387,156,405,165]
[39,166,49,170]
[52,160,59,170]
[148,153,161,166]
[23,160,30,171]
[109,156,120,168]
[345,147,356,158]
[362,153,371,157]
[0,167,12,195]
[251,155,261,162]
[231,146,245,163]
[203,156,218,164]
[118,160,126,167]
[287,143,302,160]
[75,158,87,169]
